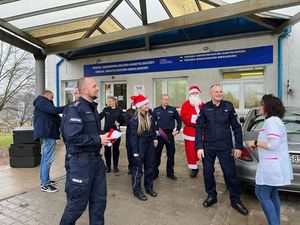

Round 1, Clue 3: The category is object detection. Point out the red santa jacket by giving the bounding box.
[180,99,203,141]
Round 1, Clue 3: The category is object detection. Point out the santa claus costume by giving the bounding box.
[180,86,204,177]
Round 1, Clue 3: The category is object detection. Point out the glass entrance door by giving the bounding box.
[104,83,127,110]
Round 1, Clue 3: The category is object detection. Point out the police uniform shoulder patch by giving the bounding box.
[72,101,81,107]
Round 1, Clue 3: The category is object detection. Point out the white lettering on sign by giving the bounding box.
[134,85,145,95]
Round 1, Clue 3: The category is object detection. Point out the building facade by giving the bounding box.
[46,23,300,116]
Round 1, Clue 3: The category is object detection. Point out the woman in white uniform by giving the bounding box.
[247,94,293,225]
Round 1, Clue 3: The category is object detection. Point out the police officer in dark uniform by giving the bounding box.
[195,84,248,216]
[99,96,124,173]
[153,94,182,180]
[63,87,80,174]
[124,96,136,175]
[60,77,110,225]
[130,95,158,201]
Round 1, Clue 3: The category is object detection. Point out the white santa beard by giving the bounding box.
[189,95,201,106]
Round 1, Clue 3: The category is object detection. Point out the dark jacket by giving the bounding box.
[195,100,243,151]
[33,95,65,140]
[124,107,136,138]
[99,106,124,132]
[130,112,157,154]
[153,105,182,134]
[61,97,102,155]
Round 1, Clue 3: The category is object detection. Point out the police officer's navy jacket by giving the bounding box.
[124,107,136,137]
[195,100,243,151]
[153,105,182,134]
[61,97,102,154]
[99,106,123,132]
[130,112,157,154]
[33,95,65,141]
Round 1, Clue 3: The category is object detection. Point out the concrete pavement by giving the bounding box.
[0,140,299,225]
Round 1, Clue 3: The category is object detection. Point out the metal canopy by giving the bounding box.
[0,0,300,60]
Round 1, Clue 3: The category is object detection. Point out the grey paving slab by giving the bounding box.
[0,140,299,225]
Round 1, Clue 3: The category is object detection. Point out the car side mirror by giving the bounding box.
[240,117,245,124]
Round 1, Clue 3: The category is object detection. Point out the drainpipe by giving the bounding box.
[56,59,64,106]
[278,27,291,99]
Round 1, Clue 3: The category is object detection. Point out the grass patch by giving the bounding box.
[0,133,13,151]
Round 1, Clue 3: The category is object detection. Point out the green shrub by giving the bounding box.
[0,133,13,150]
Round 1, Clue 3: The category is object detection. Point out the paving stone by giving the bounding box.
[0,140,299,225]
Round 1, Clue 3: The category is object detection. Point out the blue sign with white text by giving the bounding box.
[84,45,273,77]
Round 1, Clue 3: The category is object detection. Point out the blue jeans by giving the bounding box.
[255,185,280,225]
[40,138,56,186]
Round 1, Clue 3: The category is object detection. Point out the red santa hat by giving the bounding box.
[188,85,201,95]
[129,95,136,103]
[107,128,122,146]
[133,94,149,108]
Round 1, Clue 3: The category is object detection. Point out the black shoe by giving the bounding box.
[146,189,157,197]
[231,202,249,216]
[190,169,199,178]
[40,180,56,188]
[135,192,147,201]
[106,167,111,173]
[113,166,119,172]
[41,184,58,193]
[128,168,132,175]
[203,196,217,207]
[167,174,177,180]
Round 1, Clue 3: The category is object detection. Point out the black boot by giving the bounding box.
[128,167,132,175]
[190,169,199,178]
[113,166,119,172]
[106,166,111,173]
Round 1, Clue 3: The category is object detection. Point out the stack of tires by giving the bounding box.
[9,126,41,168]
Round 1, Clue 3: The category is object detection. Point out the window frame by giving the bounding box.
[62,80,77,105]
[221,78,265,113]
[153,77,188,109]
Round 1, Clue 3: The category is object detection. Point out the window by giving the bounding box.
[63,80,77,104]
[222,67,265,111]
[154,78,187,108]
[223,83,240,109]
[103,82,127,110]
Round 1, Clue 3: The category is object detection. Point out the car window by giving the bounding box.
[247,113,300,134]
[250,116,264,132]
[284,114,300,134]
[246,114,264,132]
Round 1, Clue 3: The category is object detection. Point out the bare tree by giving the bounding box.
[3,87,35,127]
[0,41,34,112]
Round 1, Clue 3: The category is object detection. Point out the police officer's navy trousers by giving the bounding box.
[202,149,240,203]
[126,135,133,171]
[154,134,175,177]
[132,137,155,195]
[60,153,107,225]
[104,137,121,169]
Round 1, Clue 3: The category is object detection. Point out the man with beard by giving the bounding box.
[60,77,111,225]
[180,86,204,177]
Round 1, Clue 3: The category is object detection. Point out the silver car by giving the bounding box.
[235,107,300,192]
